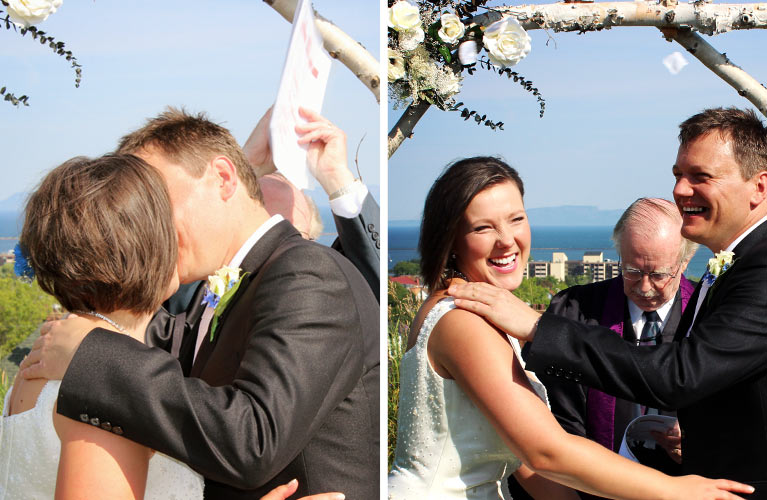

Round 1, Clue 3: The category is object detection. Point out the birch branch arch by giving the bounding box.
[263,0,381,103]
[388,1,767,157]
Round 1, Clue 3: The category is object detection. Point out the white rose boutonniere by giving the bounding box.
[202,266,248,341]
[438,13,465,44]
[702,250,735,286]
[5,0,63,28]
[482,17,531,69]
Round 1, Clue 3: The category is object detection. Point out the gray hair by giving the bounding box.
[612,198,698,263]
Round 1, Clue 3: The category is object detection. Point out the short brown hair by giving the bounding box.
[117,107,263,203]
[679,107,767,180]
[420,156,525,292]
[20,154,178,314]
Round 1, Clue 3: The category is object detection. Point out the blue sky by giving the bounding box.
[0,0,380,205]
[388,1,767,221]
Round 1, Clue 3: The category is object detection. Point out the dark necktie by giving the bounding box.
[639,310,661,346]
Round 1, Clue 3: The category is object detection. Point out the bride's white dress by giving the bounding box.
[389,298,548,499]
[0,380,204,499]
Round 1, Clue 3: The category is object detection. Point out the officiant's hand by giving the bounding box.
[652,420,683,464]
[243,106,277,178]
[261,479,344,500]
[296,107,355,196]
[448,281,541,342]
[19,314,92,380]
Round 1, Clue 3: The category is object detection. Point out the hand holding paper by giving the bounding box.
[295,107,354,196]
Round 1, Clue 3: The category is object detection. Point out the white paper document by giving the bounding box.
[269,0,332,190]
[619,414,678,462]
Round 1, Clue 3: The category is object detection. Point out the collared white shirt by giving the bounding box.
[193,215,284,361]
[687,215,767,337]
[628,297,674,341]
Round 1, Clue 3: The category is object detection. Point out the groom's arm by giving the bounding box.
[55,243,368,490]
[526,252,767,410]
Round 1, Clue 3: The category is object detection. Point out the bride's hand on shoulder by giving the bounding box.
[260,479,344,500]
[669,475,754,499]
[447,281,540,342]
[19,313,94,381]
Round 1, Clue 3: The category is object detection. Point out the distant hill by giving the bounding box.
[390,205,623,227]
[0,192,25,213]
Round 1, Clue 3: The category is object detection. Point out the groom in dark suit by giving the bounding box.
[450,107,767,495]
[20,108,379,499]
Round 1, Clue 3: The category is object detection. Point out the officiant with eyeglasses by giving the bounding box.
[509,198,699,500]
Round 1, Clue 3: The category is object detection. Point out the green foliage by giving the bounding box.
[1,2,82,107]
[0,266,57,358]
[391,259,421,277]
[0,369,9,414]
[565,271,593,287]
[388,280,422,469]
[512,276,561,306]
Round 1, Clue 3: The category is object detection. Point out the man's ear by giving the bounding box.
[210,156,238,201]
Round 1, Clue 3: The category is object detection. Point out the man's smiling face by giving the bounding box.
[672,131,756,252]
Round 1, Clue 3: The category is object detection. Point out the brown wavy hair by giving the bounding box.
[20,154,177,314]
[117,106,263,204]
[419,156,524,292]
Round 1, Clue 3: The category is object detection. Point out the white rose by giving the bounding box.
[482,17,531,68]
[215,265,240,285]
[5,0,63,28]
[398,26,424,52]
[388,1,421,32]
[458,40,478,65]
[388,49,406,82]
[437,13,465,44]
[207,274,227,297]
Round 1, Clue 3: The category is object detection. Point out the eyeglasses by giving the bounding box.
[620,262,682,286]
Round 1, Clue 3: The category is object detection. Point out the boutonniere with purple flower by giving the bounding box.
[202,265,248,342]
[702,250,735,286]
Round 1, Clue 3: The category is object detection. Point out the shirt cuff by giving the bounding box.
[329,181,368,219]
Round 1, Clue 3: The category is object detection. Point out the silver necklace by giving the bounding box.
[77,311,128,334]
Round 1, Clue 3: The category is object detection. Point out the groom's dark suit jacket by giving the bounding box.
[57,220,380,499]
[527,220,767,496]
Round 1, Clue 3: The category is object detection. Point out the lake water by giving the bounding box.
[389,224,713,279]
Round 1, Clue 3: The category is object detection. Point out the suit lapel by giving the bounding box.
[189,220,302,378]
[674,281,701,342]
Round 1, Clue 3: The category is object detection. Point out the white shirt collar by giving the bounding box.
[228,215,284,270]
[628,295,675,333]
[725,215,767,253]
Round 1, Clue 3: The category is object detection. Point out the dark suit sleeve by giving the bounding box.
[539,288,590,437]
[331,192,380,301]
[57,244,367,490]
[527,251,767,410]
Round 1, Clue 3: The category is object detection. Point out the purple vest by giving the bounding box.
[584,275,695,451]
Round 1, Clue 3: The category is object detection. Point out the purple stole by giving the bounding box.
[584,275,695,451]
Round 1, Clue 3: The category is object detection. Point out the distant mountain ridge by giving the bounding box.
[0,192,26,213]
[390,205,623,227]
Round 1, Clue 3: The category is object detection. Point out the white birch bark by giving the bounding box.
[472,2,767,35]
[389,1,767,157]
[263,0,380,102]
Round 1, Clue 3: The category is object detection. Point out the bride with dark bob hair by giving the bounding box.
[388,156,750,500]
